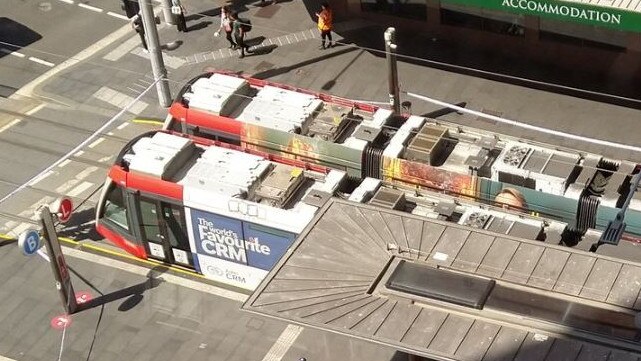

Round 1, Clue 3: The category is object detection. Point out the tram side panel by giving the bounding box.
[185,207,297,290]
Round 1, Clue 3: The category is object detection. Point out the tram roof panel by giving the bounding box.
[243,199,641,361]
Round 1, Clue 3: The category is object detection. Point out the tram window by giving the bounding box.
[104,185,130,231]
[162,203,189,250]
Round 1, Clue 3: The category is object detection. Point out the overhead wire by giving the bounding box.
[0,4,639,181]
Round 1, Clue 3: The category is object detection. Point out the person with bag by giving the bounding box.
[130,11,148,52]
[315,2,333,49]
[215,5,237,49]
[230,11,252,58]
[171,0,188,32]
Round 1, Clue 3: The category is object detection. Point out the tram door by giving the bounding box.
[138,197,194,268]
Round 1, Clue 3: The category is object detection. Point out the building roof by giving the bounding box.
[243,199,641,361]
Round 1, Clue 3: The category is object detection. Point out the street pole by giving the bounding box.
[160,0,176,25]
[384,27,400,115]
[39,206,77,314]
[140,0,172,107]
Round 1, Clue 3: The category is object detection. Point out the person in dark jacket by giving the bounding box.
[172,0,188,32]
[229,11,252,58]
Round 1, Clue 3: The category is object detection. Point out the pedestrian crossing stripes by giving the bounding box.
[184,20,371,66]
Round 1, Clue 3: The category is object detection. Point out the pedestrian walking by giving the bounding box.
[131,11,148,52]
[171,0,188,32]
[230,11,252,58]
[315,2,333,49]
[215,5,237,49]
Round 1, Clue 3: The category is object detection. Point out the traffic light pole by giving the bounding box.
[384,27,400,115]
[39,206,77,314]
[140,0,172,107]
[160,0,176,25]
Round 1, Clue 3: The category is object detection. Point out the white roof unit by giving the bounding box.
[179,146,271,198]
[236,85,323,133]
[492,141,581,195]
[128,133,193,179]
[184,73,248,114]
[458,207,544,239]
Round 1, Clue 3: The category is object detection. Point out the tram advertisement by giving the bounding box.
[186,208,296,289]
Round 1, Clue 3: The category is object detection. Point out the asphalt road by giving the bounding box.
[0,0,128,97]
[1,0,641,360]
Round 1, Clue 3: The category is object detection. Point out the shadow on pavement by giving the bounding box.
[252,45,357,79]
[0,17,42,59]
[187,20,213,32]
[321,48,365,91]
[246,35,266,47]
[162,40,183,51]
[78,268,165,312]
[251,44,278,56]
[58,207,103,242]
[332,23,641,108]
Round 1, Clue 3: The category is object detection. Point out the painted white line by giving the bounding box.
[93,86,148,114]
[103,35,140,61]
[156,320,202,334]
[75,166,99,180]
[98,156,113,163]
[28,57,55,67]
[63,247,248,302]
[74,150,85,157]
[1,79,160,206]
[293,33,299,42]
[0,103,47,133]
[107,131,114,136]
[117,122,129,130]
[10,223,32,237]
[0,48,25,58]
[57,0,74,4]
[56,179,79,194]
[0,119,21,133]
[14,21,134,98]
[28,170,54,186]
[58,159,72,168]
[107,11,129,20]
[25,103,47,115]
[77,3,103,12]
[67,181,94,197]
[88,137,105,149]
[261,324,304,361]
[278,37,283,46]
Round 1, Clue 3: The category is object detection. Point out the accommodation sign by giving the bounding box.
[443,0,641,32]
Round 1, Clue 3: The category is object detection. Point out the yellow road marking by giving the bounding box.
[131,118,164,126]
[1,232,205,279]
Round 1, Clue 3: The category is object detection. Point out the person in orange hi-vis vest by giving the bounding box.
[315,2,333,49]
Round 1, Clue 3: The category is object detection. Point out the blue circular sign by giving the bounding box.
[18,230,41,256]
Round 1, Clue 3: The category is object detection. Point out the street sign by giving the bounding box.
[18,229,41,256]
[40,205,77,314]
[54,197,73,223]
